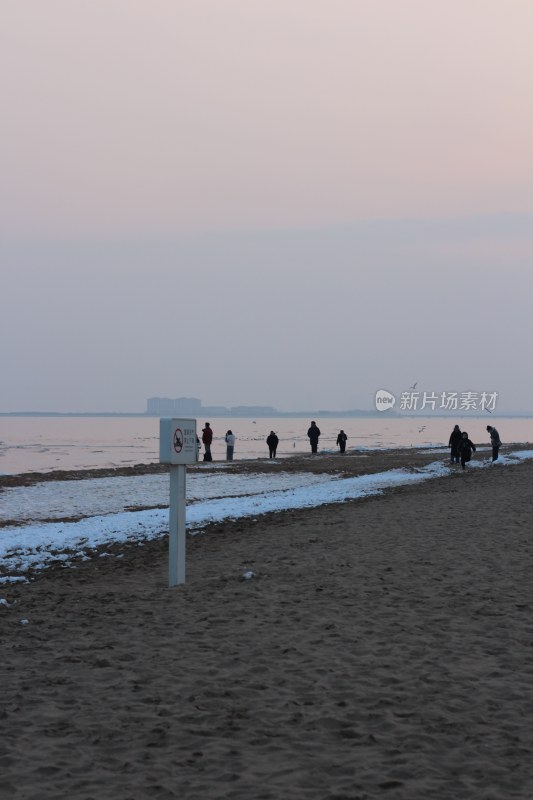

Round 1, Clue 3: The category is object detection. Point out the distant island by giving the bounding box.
[144,396,395,418]
[1,395,529,417]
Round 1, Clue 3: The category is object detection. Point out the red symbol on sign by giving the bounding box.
[173,428,183,453]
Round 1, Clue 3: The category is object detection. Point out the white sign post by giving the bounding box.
[159,418,197,587]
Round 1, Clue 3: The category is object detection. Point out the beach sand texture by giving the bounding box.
[2,455,533,799]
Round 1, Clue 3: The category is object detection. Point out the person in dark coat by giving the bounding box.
[458,431,476,470]
[336,430,348,454]
[486,425,501,461]
[307,421,321,454]
[202,422,213,462]
[448,424,462,464]
[266,431,279,459]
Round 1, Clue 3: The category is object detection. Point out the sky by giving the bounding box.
[1,0,532,414]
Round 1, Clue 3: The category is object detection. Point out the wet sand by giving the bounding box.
[2,451,533,799]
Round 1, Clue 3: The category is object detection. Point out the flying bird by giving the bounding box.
[408,382,418,390]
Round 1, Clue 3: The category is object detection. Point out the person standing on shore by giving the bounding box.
[307,421,321,454]
[487,425,501,461]
[448,424,462,464]
[458,431,476,471]
[336,430,348,454]
[225,430,235,461]
[266,431,279,459]
[202,422,213,462]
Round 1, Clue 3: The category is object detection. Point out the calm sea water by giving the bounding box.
[0,416,531,475]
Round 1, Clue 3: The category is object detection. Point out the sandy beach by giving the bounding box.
[2,451,533,799]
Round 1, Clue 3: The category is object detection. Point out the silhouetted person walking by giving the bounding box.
[487,425,501,461]
[266,431,279,459]
[336,430,348,454]
[307,421,321,454]
[448,424,462,464]
[459,431,476,471]
[202,422,213,462]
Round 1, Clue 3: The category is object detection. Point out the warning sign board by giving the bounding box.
[160,418,197,464]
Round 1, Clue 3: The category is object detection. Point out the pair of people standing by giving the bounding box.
[308,424,348,454]
[307,423,348,454]
[201,423,236,461]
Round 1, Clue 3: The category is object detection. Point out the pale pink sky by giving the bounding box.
[1,2,532,414]
[1,0,532,236]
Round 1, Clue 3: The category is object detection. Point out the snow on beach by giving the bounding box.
[0,470,337,523]
[1,452,532,582]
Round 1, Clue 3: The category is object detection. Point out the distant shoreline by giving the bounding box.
[1,411,531,419]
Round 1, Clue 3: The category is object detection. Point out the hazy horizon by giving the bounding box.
[1,2,532,415]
